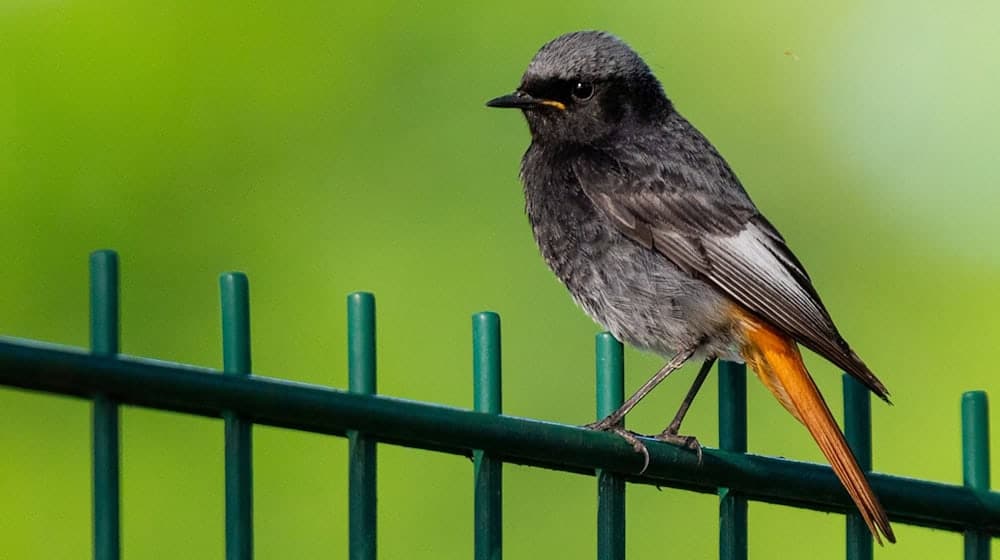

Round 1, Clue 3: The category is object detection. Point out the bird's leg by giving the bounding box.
[584,346,697,471]
[586,347,696,430]
[655,357,716,462]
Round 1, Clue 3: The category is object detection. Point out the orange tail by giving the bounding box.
[737,312,896,544]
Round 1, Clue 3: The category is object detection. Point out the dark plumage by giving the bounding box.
[487,30,894,543]
[492,31,887,400]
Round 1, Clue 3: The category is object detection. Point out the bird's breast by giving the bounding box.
[520,145,737,357]
[522,147,610,289]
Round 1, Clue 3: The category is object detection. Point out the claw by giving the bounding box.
[655,430,704,465]
[616,428,651,474]
[584,421,651,474]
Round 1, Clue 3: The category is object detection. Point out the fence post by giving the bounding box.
[844,375,873,560]
[718,361,747,560]
[90,250,121,560]
[962,391,991,560]
[473,312,503,560]
[221,273,253,560]
[348,292,377,560]
[595,333,625,560]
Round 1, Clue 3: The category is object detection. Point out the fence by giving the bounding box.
[0,250,997,560]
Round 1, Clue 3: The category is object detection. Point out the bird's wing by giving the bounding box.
[573,154,890,401]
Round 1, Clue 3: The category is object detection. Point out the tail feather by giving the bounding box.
[738,312,896,544]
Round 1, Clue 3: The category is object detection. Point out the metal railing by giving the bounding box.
[0,250,996,560]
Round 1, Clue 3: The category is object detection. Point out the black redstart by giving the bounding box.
[486,31,894,543]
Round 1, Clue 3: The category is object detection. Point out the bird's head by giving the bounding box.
[487,31,671,145]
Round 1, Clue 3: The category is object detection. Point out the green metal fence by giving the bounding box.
[0,250,997,560]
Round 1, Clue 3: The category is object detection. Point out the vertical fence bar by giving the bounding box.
[90,250,121,560]
[595,333,625,560]
[718,361,747,560]
[843,375,873,560]
[348,292,377,560]
[962,391,991,560]
[221,273,253,560]
[473,312,503,560]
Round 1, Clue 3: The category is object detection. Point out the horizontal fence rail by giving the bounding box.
[0,250,997,560]
[1,337,999,533]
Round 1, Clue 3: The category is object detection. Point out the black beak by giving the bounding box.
[486,91,565,111]
[486,90,537,109]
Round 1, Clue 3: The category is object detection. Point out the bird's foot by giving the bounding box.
[655,430,703,465]
[584,414,623,432]
[584,419,651,474]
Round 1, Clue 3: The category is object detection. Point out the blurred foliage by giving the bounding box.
[2,1,999,558]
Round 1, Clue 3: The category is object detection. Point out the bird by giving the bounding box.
[486,30,895,544]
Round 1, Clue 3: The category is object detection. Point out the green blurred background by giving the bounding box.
[3,1,999,558]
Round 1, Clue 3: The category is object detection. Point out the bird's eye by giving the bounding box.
[571,81,594,101]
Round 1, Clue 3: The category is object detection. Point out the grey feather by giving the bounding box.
[572,113,890,402]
